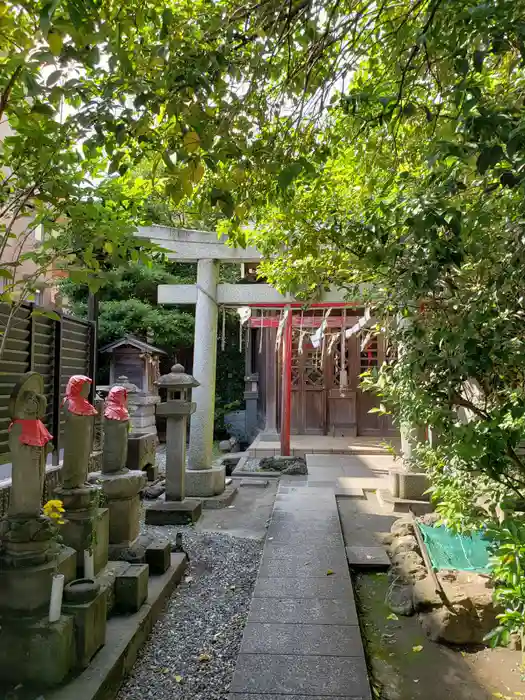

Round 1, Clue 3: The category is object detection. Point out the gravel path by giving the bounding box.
[118,525,263,700]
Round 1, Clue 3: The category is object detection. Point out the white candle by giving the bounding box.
[49,573,65,623]
[84,549,95,578]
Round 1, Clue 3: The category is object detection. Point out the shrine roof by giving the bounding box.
[99,335,167,356]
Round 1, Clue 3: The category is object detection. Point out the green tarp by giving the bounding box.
[418,523,491,574]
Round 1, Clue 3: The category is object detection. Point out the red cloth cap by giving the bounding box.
[63,375,98,416]
[104,386,129,421]
[9,419,53,447]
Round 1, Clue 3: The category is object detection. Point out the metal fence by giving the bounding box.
[0,302,95,466]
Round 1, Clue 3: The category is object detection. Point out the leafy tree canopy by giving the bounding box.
[218,0,525,643]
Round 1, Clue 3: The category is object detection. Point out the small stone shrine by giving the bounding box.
[55,375,110,576]
[146,364,203,524]
[100,334,164,435]
[0,373,77,685]
[100,335,164,479]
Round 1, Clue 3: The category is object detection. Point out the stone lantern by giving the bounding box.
[145,364,202,525]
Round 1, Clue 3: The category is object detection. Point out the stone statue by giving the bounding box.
[62,375,97,489]
[102,386,129,474]
[7,372,53,519]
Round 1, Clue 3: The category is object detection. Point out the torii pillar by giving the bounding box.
[186,259,226,496]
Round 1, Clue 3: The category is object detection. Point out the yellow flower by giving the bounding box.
[43,499,65,524]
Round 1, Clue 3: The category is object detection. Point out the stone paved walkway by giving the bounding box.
[229,481,372,700]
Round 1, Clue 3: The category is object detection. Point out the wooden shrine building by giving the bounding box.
[246,306,396,441]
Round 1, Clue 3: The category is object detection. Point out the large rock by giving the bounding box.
[389,534,419,557]
[387,581,414,616]
[412,575,444,611]
[419,571,499,644]
[391,550,427,580]
[390,518,414,538]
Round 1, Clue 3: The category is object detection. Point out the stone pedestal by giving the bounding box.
[0,545,76,613]
[55,485,110,576]
[378,421,433,513]
[146,498,203,525]
[63,587,108,670]
[0,614,76,687]
[389,469,430,501]
[185,464,226,497]
[129,392,161,435]
[98,470,146,559]
[127,430,157,478]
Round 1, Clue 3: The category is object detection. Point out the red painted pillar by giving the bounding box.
[280,306,292,456]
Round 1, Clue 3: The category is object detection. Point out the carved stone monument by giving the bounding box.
[145,365,202,524]
[98,385,147,559]
[0,372,77,685]
[55,375,110,576]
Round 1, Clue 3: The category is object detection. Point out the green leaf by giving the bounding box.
[278,162,303,191]
[47,70,62,86]
[0,269,13,279]
[31,102,55,116]
[477,145,503,175]
[507,136,521,159]
[473,50,485,72]
[39,0,61,34]
[48,31,63,56]
[183,131,200,153]
[32,309,61,322]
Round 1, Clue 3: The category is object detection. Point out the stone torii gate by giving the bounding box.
[139,225,351,497]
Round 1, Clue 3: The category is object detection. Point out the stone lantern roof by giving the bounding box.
[157,364,199,390]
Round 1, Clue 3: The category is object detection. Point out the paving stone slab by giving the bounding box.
[262,544,345,560]
[254,576,353,600]
[259,553,350,579]
[345,545,390,570]
[278,485,336,494]
[241,623,365,656]
[249,597,357,625]
[275,493,336,504]
[273,501,337,513]
[267,514,342,533]
[231,654,371,697]
[265,531,346,548]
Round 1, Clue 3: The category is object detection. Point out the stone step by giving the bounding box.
[377,489,434,516]
[345,545,390,570]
